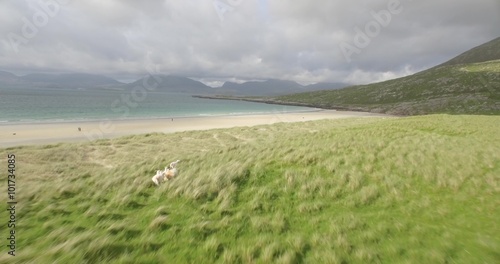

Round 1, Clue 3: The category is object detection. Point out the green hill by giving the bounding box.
[440,37,500,66]
[266,38,500,115]
[1,115,499,263]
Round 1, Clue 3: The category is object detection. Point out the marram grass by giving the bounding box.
[1,115,499,263]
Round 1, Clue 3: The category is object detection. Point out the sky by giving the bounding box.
[1,0,499,86]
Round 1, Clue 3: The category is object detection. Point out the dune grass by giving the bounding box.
[1,115,499,263]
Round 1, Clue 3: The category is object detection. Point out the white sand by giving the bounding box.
[0,110,388,148]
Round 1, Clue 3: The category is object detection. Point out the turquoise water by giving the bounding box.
[0,87,315,123]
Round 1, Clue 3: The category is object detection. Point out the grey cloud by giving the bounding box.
[1,0,499,84]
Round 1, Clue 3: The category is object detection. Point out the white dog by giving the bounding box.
[151,170,164,186]
[168,160,180,169]
[151,160,181,186]
[163,160,180,181]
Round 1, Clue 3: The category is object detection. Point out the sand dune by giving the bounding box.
[0,110,389,148]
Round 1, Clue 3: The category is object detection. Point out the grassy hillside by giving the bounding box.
[270,60,500,115]
[1,115,499,263]
[257,38,500,116]
[440,37,500,66]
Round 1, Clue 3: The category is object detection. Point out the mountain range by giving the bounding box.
[0,71,347,96]
[5,36,498,114]
[0,72,122,88]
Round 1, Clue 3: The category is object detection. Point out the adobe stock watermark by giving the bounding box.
[5,0,72,54]
[339,0,411,63]
[83,65,163,142]
[213,0,244,21]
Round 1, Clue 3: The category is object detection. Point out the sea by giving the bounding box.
[0,87,316,123]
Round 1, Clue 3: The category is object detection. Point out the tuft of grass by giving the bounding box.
[0,115,499,263]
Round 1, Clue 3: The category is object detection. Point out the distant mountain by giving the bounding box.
[213,79,347,96]
[21,73,121,87]
[0,72,122,90]
[0,71,18,79]
[0,71,24,84]
[127,75,213,94]
[252,37,500,115]
[214,79,304,96]
[0,70,346,96]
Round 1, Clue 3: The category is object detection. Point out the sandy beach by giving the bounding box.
[0,110,388,148]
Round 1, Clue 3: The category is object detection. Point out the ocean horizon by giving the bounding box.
[0,87,317,124]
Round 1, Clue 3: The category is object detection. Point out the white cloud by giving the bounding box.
[344,64,418,85]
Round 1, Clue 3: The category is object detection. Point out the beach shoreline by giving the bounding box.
[0,110,390,148]
[0,107,323,126]
[192,95,382,113]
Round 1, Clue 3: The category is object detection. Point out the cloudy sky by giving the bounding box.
[1,0,499,86]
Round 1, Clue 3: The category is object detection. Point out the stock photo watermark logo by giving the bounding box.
[5,0,71,53]
[213,0,244,21]
[83,66,163,142]
[339,0,410,63]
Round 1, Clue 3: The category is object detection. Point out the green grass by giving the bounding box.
[463,60,500,73]
[1,115,499,263]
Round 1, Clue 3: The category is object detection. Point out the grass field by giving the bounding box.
[1,115,499,263]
